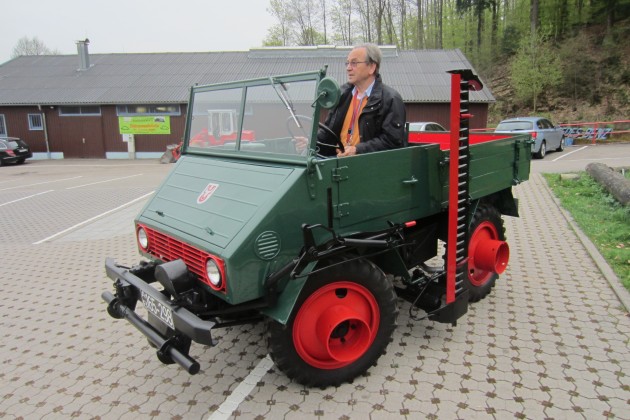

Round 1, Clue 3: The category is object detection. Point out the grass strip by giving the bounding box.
[543,171,630,291]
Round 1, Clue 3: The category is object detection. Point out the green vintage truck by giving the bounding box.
[102,68,531,387]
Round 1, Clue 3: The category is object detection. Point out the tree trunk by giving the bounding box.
[349,2,353,44]
[530,0,539,36]
[435,0,443,49]
[400,0,406,49]
[586,163,630,206]
[322,0,328,44]
[416,0,424,49]
[365,0,371,43]
[376,0,385,44]
[491,0,499,52]
[606,0,616,34]
[558,0,568,39]
[476,3,484,51]
[385,0,395,44]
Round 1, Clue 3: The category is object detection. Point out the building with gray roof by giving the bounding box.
[0,42,493,159]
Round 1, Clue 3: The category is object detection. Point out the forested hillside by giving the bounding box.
[264,0,630,124]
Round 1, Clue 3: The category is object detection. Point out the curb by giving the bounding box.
[539,173,630,312]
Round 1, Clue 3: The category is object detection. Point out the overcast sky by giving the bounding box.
[1,0,277,64]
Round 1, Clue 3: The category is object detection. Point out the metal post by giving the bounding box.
[126,134,136,159]
[38,105,51,159]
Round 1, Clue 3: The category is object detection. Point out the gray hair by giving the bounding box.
[355,43,382,74]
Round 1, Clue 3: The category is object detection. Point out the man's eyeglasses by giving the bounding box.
[345,61,368,68]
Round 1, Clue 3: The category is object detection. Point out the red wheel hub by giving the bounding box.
[468,221,509,286]
[292,281,380,369]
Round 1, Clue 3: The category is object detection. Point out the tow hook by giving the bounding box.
[104,279,137,319]
[106,296,124,319]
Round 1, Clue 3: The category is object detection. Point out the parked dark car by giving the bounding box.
[494,117,565,159]
[408,122,447,132]
[0,137,32,166]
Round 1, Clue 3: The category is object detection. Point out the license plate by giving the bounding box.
[141,291,175,329]
[17,148,27,152]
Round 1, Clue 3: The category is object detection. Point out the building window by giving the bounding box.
[59,106,101,116]
[0,115,6,136]
[28,114,44,130]
[116,104,180,116]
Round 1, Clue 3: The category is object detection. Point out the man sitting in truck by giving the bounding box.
[297,43,406,157]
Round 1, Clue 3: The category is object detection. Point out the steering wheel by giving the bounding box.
[286,115,345,155]
[316,122,345,154]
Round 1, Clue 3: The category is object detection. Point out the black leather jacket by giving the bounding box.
[317,74,406,156]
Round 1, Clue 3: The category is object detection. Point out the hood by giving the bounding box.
[139,155,295,249]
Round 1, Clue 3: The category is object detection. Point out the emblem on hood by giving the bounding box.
[197,183,219,204]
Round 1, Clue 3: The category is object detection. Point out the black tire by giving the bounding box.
[556,137,565,152]
[268,258,398,387]
[16,158,25,164]
[535,140,546,159]
[465,204,506,302]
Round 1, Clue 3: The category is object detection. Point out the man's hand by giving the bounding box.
[337,145,357,157]
[293,136,308,154]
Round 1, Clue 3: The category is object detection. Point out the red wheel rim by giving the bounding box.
[468,221,499,286]
[293,281,380,369]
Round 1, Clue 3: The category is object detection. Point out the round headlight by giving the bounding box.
[206,258,222,288]
[137,227,149,250]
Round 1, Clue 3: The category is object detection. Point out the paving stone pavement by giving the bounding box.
[0,163,628,420]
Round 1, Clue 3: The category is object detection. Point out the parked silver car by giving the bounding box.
[495,117,565,159]
[408,122,447,132]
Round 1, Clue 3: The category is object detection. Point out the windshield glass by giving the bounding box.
[496,121,533,131]
[186,75,319,160]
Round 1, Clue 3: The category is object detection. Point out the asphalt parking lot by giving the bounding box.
[529,142,630,173]
[1,144,629,419]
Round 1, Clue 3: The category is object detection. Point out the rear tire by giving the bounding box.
[465,204,506,302]
[268,258,398,387]
[535,140,546,159]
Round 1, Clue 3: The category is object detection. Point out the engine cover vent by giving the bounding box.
[255,231,281,260]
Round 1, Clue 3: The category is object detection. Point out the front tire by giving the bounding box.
[556,137,565,152]
[466,204,506,302]
[268,258,398,387]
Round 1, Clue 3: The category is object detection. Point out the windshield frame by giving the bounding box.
[182,70,326,165]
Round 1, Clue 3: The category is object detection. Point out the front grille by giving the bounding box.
[144,227,209,284]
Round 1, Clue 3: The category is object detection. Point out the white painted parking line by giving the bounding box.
[33,191,154,245]
[554,156,629,162]
[0,176,83,191]
[206,354,274,420]
[65,173,143,190]
[552,145,588,161]
[0,190,54,207]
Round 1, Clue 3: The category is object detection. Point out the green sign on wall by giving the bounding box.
[118,116,171,135]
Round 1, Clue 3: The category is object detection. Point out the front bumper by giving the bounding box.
[102,258,216,374]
